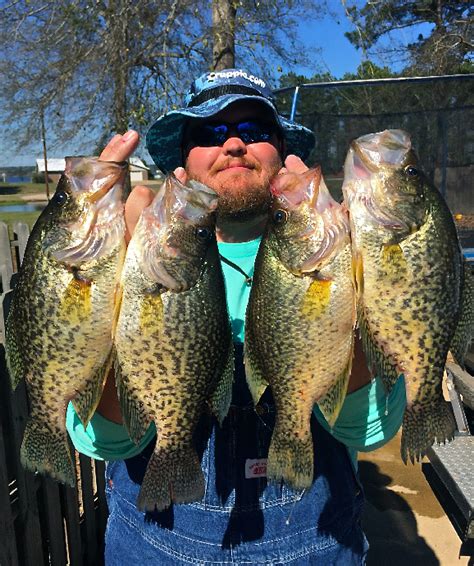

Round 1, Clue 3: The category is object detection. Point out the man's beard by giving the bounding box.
[216,186,273,222]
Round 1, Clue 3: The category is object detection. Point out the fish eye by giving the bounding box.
[405,165,419,177]
[195,227,212,241]
[273,209,288,224]
[52,190,68,206]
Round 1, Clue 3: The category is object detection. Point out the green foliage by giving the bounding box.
[0,0,326,155]
[32,171,46,183]
[277,65,474,177]
[344,0,472,74]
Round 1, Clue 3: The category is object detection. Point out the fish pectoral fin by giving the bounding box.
[380,243,408,279]
[317,345,353,428]
[352,252,364,298]
[209,340,234,425]
[114,355,150,444]
[71,353,113,428]
[358,308,399,394]
[301,277,332,319]
[59,275,92,324]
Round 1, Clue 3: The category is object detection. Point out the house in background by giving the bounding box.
[36,156,151,184]
[129,157,150,182]
[35,158,67,184]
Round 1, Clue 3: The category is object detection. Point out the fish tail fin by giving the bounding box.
[137,444,204,512]
[21,420,75,486]
[267,420,314,490]
[401,399,455,464]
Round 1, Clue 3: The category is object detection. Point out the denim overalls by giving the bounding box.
[104,346,368,565]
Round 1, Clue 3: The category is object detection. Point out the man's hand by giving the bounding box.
[278,154,309,175]
[100,130,155,242]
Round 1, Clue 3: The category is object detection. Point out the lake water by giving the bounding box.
[1,175,32,183]
[0,203,46,213]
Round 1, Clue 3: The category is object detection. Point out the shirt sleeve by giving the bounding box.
[66,402,156,461]
[313,375,407,452]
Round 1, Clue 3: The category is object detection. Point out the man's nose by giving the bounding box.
[222,136,247,156]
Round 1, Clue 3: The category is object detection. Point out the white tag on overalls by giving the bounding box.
[245,458,267,479]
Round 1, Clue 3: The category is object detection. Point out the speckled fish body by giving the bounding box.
[114,175,233,512]
[342,129,461,463]
[245,168,355,490]
[450,261,474,366]
[5,157,128,485]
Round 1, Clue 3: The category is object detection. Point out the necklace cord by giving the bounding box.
[219,254,253,286]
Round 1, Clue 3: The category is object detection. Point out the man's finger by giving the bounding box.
[124,185,154,243]
[284,154,309,174]
[100,130,140,162]
[173,167,187,184]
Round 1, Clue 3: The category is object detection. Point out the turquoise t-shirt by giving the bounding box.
[66,237,406,463]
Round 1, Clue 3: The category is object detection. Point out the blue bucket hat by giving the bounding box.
[146,69,315,173]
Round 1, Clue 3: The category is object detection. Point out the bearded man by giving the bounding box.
[67,69,406,564]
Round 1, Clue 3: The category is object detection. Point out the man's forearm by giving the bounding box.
[347,337,373,393]
[96,370,123,424]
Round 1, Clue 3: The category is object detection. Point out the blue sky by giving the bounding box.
[0,2,431,168]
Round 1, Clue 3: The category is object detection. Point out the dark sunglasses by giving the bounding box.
[188,120,277,147]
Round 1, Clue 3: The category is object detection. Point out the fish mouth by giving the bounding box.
[48,158,128,264]
[300,179,350,273]
[134,175,217,291]
[343,132,413,231]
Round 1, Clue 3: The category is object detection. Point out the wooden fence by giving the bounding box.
[0,222,108,566]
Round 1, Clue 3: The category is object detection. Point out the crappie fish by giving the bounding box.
[342,129,461,463]
[6,157,128,485]
[114,174,233,512]
[245,167,355,490]
[450,261,474,366]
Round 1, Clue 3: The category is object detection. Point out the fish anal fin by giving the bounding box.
[317,344,353,427]
[114,353,151,444]
[244,349,269,406]
[71,353,113,428]
[209,340,234,425]
[358,308,399,394]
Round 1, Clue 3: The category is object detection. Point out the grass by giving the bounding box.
[0,211,42,238]
[0,182,50,200]
[0,182,48,233]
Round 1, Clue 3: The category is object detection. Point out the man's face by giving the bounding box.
[183,101,283,221]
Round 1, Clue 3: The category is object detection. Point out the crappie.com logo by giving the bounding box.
[206,70,266,89]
